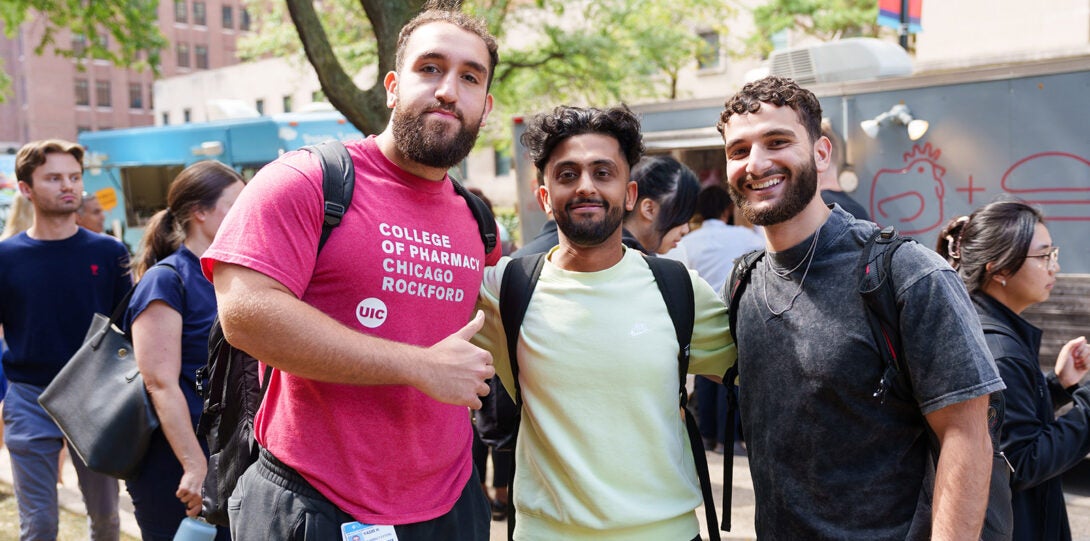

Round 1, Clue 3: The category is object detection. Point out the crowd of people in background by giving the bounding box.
[0,5,1087,541]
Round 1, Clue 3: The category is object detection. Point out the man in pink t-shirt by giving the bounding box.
[201,9,500,540]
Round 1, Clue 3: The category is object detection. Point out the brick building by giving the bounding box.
[0,0,251,149]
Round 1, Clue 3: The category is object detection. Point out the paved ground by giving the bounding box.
[7,446,1090,540]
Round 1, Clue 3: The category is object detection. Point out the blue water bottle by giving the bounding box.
[173,517,217,541]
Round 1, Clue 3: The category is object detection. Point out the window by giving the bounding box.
[222,5,233,28]
[282,95,292,113]
[193,1,206,25]
[770,30,789,53]
[240,8,251,31]
[195,45,208,69]
[77,126,92,134]
[176,43,190,68]
[183,108,192,123]
[255,99,264,115]
[174,0,187,23]
[72,34,88,56]
[121,165,185,227]
[697,31,721,70]
[128,83,143,109]
[162,112,170,125]
[494,149,512,176]
[311,89,325,102]
[147,84,154,109]
[95,80,111,108]
[74,79,90,106]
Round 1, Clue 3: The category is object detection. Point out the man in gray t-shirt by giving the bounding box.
[717,76,1004,540]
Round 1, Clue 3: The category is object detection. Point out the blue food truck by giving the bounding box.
[78,111,363,248]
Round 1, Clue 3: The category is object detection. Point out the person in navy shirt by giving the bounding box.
[0,139,130,540]
[124,161,244,540]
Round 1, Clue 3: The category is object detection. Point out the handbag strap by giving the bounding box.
[110,263,184,330]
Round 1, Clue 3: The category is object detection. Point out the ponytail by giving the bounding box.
[130,160,243,281]
[935,215,969,269]
[132,208,182,281]
[933,197,1043,295]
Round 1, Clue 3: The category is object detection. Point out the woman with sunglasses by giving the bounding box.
[937,198,1090,541]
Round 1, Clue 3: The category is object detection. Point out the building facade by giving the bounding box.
[0,0,251,148]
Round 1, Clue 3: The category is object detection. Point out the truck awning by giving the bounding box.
[643,127,723,151]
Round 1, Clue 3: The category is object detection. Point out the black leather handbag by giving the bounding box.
[38,268,174,479]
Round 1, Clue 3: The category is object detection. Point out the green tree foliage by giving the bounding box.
[481,0,731,106]
[744,0,886,58]
[242,0,733,143]
[0,0,167,101]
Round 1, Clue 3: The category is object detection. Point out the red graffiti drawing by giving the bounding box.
[870,143,946,235]
[1000,152,1090,222]
[956,175,986,205]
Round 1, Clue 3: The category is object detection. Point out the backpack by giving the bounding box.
[475,372,518,451]
[195,139,497,526]
[497,253,724,541]
[725,225,1012,540]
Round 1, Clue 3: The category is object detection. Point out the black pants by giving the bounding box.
[228,448,490,541]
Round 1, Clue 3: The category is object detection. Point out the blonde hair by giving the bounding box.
[1,193,35,240]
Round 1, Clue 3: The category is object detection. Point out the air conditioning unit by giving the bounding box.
[768,38,913,85]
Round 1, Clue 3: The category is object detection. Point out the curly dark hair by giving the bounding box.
[717,76,823,144]
[519,105,644,176]
[395,7,499,90]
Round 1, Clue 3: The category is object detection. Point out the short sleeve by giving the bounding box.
[126,265,184,330]
[895,246,1004,414]
[688,269,736,377]
[201,152,326,297]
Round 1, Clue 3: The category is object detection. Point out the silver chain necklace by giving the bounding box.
[763,228,820,317]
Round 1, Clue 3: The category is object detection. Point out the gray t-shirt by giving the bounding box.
[732,207,1003,539]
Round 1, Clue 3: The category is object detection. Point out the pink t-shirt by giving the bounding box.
[202,136,500,524]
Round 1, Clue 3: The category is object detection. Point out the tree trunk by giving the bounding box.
[285,0,427,135]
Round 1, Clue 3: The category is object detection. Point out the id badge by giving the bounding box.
[341,521,398,541]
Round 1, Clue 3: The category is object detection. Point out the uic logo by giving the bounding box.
[356,298,388,328]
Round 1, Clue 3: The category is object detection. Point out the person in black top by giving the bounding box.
[938,198,1090,541]
[621,156,700,256]
[818,120,870,221]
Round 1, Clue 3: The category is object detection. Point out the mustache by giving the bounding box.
[565,197,609,211]
[424,102,463,121]
[744,166,790,184]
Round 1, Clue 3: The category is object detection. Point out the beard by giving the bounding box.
[728,158,818,226]
[391,100,480,170]
[554,196,625,246]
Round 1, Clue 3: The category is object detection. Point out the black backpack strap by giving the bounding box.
[646,256,721,541]
[498,254,546,407]
[645,256,694,393]
[726,249,764,347]
[302,140,355,253]
[497,253,545,541]
[718,247,763,532]
[239,142,351,439]
[450,178,498,255]
[857,226,915,403]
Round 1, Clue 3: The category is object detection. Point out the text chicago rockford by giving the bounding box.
[378,222,482,302]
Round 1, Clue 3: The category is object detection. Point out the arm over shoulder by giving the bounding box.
[472,258,514,396]
[688,269,735,378]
